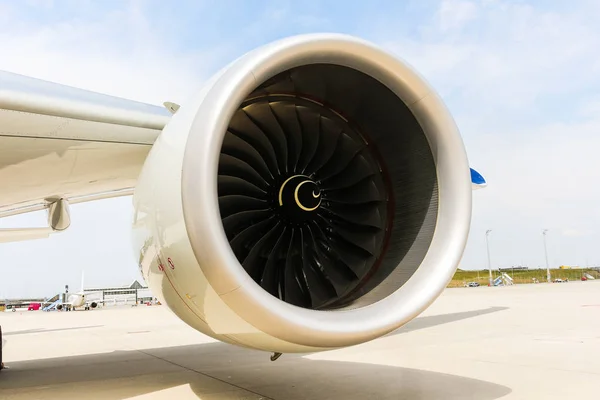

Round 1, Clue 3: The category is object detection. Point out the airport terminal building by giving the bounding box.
[83,280,154,305]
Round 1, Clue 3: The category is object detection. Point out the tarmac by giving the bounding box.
[0,280,598,399]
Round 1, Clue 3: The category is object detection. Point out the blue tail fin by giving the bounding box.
[470,168,487,190]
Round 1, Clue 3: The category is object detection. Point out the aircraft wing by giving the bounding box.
[0,67,485,244]
[0,70,171,220]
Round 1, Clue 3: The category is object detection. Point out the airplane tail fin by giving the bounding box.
[470,168,487,190]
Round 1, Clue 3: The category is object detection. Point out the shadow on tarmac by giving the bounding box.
[0,307,512,400]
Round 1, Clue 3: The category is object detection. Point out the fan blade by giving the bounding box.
[242,222,284,282]
[229,217,278,263]
[321,203,384,229]
[222,209,273,240]
[242,103,289,175]
[300,228,338,307]
[320,154,376,190]
[261,227,291,298]
[218,175,267,199]
[218,154,270,190]
[309,221,368,280]
[304,116,343,174]
[295,105,321,173]
[269,101,303,172]
[325,179,384,205]
[219,93,393,311]
[283,229,311,307]
[315,132,363,180]
[218,195,269,219]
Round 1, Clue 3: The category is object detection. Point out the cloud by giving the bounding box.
[368,0,600,269]
[562,229,591,238]
[436,0,479,32]
[0,1,230,105]
[380,0,600,119]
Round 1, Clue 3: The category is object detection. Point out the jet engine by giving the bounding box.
[132,34,472,354]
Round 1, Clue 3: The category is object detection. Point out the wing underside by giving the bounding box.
[0,70,170,219]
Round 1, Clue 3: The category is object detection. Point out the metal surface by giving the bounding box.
[133,33,472,353]
[0,70,170,128]
[0,198,70,242]
[0,188,135,219]
[0,227,53,243]
[47,198,71,231]
[0,136,151,218]
[0,70,169,219]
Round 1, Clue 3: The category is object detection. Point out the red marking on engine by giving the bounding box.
[168,258,175,270]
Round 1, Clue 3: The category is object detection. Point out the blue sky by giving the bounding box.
[2,0,600,298]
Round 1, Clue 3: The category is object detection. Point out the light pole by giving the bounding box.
[542,229,551,282]
[486,229,493,286]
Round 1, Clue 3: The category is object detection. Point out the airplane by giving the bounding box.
[58,293,103,312]
[58,273,107,311]
[0,33,486,360]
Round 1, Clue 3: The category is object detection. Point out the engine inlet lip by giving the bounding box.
[181,33,472,349]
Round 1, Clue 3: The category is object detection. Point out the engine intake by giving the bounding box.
[133,34,472,353]
[219,64,437,311]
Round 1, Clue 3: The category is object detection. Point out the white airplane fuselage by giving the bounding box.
[67,293,86,309]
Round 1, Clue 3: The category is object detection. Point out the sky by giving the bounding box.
[1,0,600,298]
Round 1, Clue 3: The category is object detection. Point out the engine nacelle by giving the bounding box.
[132,34,472,353]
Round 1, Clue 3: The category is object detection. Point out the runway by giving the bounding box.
[1,281,599,399]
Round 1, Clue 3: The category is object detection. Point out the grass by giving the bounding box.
[448,268,600,287]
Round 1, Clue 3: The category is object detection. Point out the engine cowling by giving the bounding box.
[132,34,472,353]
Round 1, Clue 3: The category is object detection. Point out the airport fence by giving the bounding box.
[448,268,600,287]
